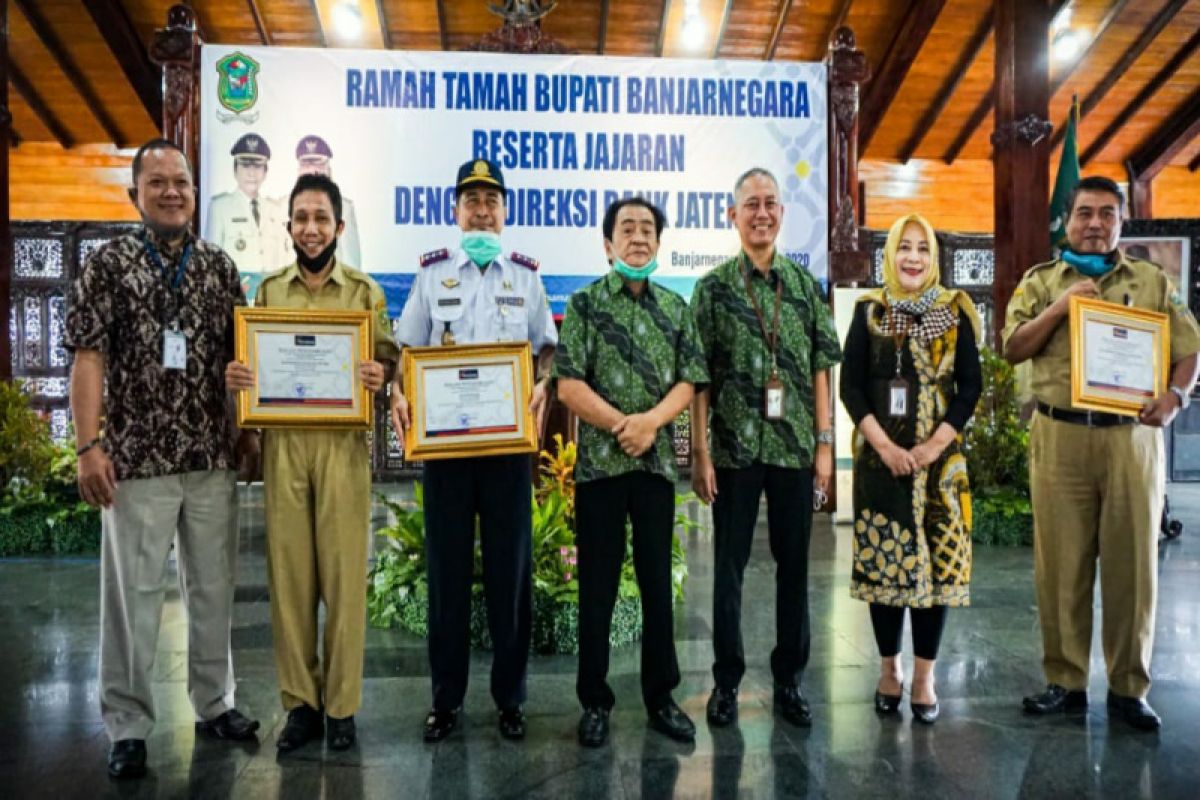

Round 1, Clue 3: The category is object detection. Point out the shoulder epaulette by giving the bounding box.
[1026,259,1060,274]
[420,248,450,268]
[510,251,539,271]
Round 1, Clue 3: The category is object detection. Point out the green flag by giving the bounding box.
[1049,96,1080,250]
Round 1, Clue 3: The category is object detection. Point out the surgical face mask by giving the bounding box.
[294,240,337,273]
[1062,247,1115,278]
[462,230,502,267]
[613,256,659,281]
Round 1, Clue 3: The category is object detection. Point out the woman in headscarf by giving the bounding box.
[839,213,982,724]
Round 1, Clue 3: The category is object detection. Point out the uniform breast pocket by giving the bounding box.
[496,303,528,342]
[430,294,465,345]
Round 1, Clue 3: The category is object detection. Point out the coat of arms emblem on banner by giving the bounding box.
[216,52,261,122]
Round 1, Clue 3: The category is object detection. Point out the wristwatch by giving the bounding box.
[816,429,834,446]
[1169,385,1191,409]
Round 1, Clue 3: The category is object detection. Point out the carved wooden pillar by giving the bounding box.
[827,27,871,287]
[1126,161,1153,219]
[1,0,11,380]
[992,0,1051,347]
[151,4,202,213]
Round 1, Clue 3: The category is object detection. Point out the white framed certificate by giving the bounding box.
[235,307,373,429]
[1069,296,1169,417]
[402,342,536,461]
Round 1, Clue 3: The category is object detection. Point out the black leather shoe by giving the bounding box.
[874,690,902,716]
[648,700,696,742]
[107,739,146,780]
[1107,692,1161,731]
[1022,684,1088,715]
[423,708,460,743]
[327,715,357,750]
[196,708,261,741]
[578,707,610,747]
[706,686,738,727]
[276,705,324,752]
[774,684,813,727]
[498,706,526,740]
[910,700,940,724]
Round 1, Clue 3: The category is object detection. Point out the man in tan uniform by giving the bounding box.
[1004,176,1200,731]
[227,173,397,753]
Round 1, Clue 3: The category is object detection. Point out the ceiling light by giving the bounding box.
[1052,29,1081,62]
[682,16,708,51]
[332,1,363,39]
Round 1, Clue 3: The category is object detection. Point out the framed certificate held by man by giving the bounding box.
[235,307,373,429]
[402,342,537,461]
[1070,296,1170,417]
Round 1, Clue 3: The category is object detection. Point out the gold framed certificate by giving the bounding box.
[235,307,373,429]
[1070,296,1170,417]
[402,342,536,461]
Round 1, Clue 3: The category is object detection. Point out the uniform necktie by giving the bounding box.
[251,199,260,227]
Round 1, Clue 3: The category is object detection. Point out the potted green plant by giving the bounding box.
[368,434,695,654]
[0,381,100,556]
[964,347,1034,546]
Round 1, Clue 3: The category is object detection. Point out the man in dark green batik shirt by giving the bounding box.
[690,167,842,729]
[553,198,709,748]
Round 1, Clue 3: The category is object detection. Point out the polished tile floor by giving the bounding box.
[3,482,1200,799]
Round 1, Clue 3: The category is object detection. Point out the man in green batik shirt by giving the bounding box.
[690,167,843,729]
[553,197,709,748]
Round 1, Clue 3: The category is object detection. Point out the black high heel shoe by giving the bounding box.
[874,690,902,715]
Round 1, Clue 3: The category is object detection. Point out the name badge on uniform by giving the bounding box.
[888,378,908,418]
[163,330,187,370]
[437,298,461,307]
[765,376,785,420]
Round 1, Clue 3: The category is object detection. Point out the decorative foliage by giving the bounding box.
[0,381,100,556]
[964,347,1033,546]
[368,436,695,653]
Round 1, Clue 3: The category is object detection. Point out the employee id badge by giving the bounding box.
[163,329,187,370]
[765,376,785,420]
[888,378,908,418]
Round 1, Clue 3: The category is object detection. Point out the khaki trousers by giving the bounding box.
[263,430,370,719]
[99,470,239,741]
[1029,412,1162,698]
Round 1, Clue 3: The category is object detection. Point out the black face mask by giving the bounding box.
[294,240,338,273]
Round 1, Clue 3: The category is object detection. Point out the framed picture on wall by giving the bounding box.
[1118,236,1191,294]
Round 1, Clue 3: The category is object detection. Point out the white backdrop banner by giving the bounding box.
[199,45,828,315]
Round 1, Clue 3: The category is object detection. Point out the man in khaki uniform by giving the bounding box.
[1004,176,1200,731]
[227,174,397,753]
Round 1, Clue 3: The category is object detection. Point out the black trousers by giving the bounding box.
[869,604,948,660]
[576,472,679,712]
[424,453,532,711]
[712,464,813,690]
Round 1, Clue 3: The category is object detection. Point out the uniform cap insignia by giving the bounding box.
[473,160,491,177]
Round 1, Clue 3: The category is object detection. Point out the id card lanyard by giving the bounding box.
[143,233,192,371]
[742,257,785,420]
[888,314,910,418]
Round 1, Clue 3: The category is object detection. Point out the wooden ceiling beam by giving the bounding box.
[858,0,948,154]
[13,0,125,146]
[942,0,1068,164]
[82,0,162,125]
[1127,85,1200,181]
[1190,150,1200,172]
[375,0,392,48]
[8,61,73,148]
[1048,0,1130,97]
[898,8,991,163]
[248,0,272,45]
[1080,25,1200,167]
[1050,0,1187,151]
[713,0,733,57]
[656,0,673,58]
[765,0,794,61]
[597,0,610,54]
[436,0,448,51]
[309,0,329,47]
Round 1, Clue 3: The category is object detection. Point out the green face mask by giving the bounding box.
[462,230,502,267]
[613,256,659,281]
